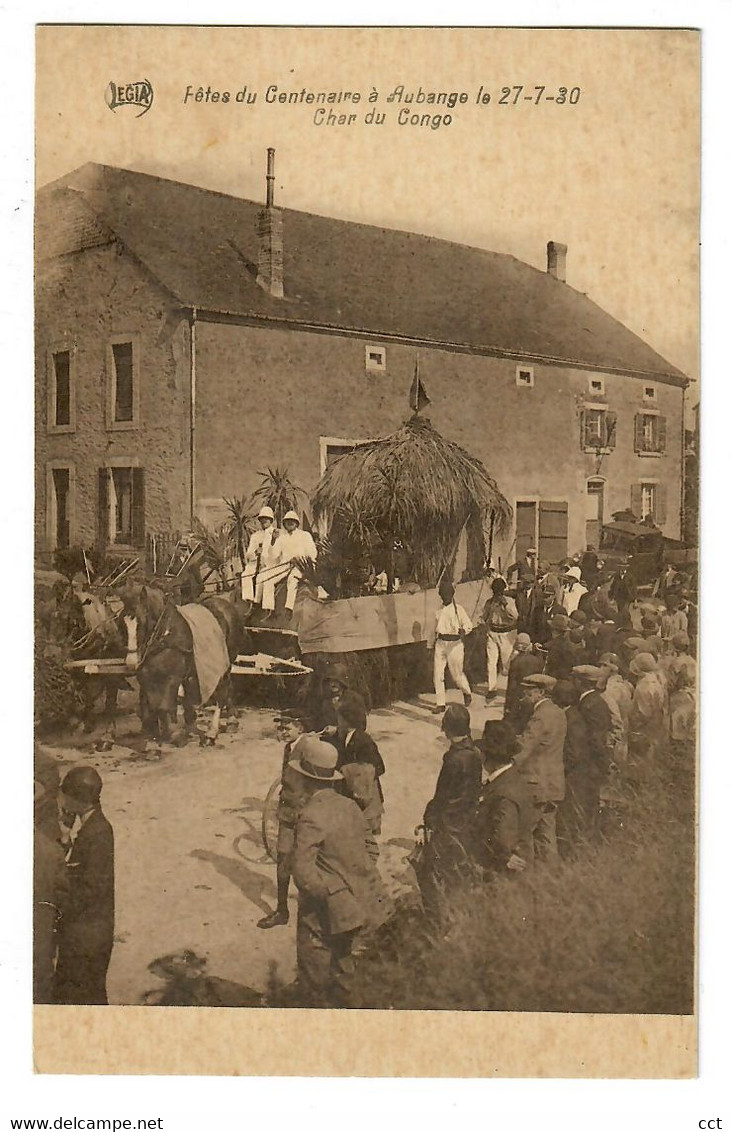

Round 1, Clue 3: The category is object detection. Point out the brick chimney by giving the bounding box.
[256,148,284,298]
[547,241,568,282]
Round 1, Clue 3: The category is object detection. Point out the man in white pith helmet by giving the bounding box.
[279,511,318,613]
[241,505,280,611]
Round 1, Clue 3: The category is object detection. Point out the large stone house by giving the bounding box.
[35,159,689,570]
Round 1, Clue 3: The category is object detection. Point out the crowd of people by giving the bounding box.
[33,545,698,1009]
[417,546,698,927]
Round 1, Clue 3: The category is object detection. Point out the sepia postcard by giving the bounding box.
[33,24,699,1077]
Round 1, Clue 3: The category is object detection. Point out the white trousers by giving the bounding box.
[433,639,471,707]
[285,565,303,611]
[486,630,517,691]
[241,568,277,610]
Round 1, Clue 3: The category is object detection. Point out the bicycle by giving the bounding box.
[232,775,281,865]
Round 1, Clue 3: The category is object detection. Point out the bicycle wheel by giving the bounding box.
[261,775,281,863]
[232,796,270,865]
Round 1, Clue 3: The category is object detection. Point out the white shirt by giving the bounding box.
[562,582,588,615]
[279,528,318,564]
[246,527,276,564]
[435,602,473,637]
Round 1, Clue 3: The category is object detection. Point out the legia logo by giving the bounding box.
[105,79,154,118]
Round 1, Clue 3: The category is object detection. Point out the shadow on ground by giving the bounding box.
[190,848,277,915]
[140,949,263,1006]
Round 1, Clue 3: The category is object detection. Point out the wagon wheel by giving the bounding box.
[261,775,281,864]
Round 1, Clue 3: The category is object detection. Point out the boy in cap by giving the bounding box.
[419,704,482,919]
[54,766,115,1005]
[258,711,309,929]
[291,735,389,1006]
[432,580,473,714]
[513,674,567,863]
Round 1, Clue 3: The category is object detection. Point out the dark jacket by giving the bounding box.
[329,728,386,828]
[545,635,579,680]
[609,571,637,605]
[562,704,591,775]
[514,698,567,803]
[424,737,482,845]
[474,764,534,871]
[504,650,544,724]
[54,807,115,1006]
[576,689,613,778]
[528,600,567,646]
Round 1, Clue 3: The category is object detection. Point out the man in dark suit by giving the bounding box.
[475,721,533,876]
[609,561,637,625]
[54,766,115,1006]
[568,666,613,841]
[419,704,482,921]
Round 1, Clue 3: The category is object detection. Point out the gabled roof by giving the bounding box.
[37,162,687,384]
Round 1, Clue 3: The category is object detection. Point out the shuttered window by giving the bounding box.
[97,466,145,548]
[634,412,667,454]
[631,482,667,526]
[581,408,617,450]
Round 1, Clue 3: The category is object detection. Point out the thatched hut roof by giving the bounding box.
[311,416,512,587]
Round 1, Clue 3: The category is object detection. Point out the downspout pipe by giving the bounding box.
[189,307,197,526]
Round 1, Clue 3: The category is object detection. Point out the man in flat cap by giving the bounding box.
[291,735,388,1006]
[503,633,544,731]
[54,766,115,1005]
[513,674,567,863]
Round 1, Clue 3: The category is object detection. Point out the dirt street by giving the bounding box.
[41,682,504,1005]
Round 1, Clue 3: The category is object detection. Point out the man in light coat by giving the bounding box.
[291,735,389,1006]
[513,673,567,863]
[241,506,281,611]
[279,511,318,612]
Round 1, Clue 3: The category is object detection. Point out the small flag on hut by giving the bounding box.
[409,359,431,414]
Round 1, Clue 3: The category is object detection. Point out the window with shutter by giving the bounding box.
[97,468,110,549]
[131,468,146,546]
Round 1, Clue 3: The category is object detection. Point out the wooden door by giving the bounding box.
[538,500,568,564]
